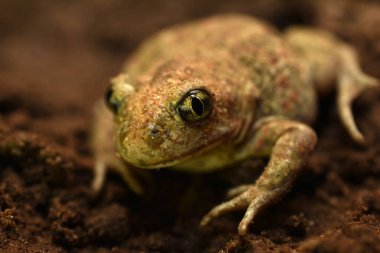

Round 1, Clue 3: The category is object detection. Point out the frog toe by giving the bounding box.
[200,192,250,228]
[238,190,270,236]
[92,160,107,193]
[226,184,253,198]
[337,46,379,144]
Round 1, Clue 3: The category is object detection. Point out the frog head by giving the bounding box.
[106,59,259,169]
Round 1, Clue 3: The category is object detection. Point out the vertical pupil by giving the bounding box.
[191,97,204,116]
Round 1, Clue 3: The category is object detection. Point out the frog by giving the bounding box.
[91,14,378,236]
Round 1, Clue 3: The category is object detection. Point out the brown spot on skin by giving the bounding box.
[278,77,289,88]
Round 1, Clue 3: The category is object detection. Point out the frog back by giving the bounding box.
[125,14,317,124]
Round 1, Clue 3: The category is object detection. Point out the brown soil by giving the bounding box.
[1,0,380,252]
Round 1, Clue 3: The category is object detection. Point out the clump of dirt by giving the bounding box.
[1,0,380,252]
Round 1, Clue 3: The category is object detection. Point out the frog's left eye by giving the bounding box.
[177,89,212,122]
[105,86,121,114]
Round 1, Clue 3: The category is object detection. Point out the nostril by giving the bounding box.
[148,124,161,138]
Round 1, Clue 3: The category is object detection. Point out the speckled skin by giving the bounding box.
[92,14,378,235]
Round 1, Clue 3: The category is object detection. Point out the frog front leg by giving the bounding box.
[200,117,317,236]
[91,100,143,194]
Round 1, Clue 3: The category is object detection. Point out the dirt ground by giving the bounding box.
[1,0,380,252]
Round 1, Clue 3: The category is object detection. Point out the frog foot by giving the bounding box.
[338,45,379,144]
[92,157,143,195]
[226,184,253,198]
[201,118,317,236]
[201,185,274,236]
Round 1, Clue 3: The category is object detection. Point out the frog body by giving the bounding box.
[126,15,317,125]
[92,14,378,235]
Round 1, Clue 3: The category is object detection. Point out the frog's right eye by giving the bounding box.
[105,75,136,114]
[105,86,121,114]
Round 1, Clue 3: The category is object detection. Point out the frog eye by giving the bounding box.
[177,89,212,122]
[105,86,121,114]
[105,74,136,114]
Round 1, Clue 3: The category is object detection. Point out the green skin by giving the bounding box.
[92,14,378,236]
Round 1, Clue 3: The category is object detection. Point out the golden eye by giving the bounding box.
[105,86,121,114]
[177,89,212,122]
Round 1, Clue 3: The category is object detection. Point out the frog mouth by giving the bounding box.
[138,138,225,169]
[118,133,228,170]
[117,120,238,169]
